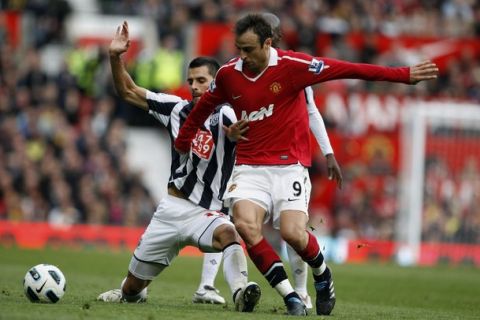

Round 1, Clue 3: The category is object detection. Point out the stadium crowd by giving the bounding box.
[95,0,480,102]
[0,17,157,226]
[0,0,479,243]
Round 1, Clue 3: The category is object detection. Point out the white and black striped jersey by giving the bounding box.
[145,90,237,211]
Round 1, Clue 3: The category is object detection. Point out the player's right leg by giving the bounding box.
[96,260,166,303]
[97,272,150,303]
[192,212,261,312]
[231,199,306,316]
[97,195,180,303]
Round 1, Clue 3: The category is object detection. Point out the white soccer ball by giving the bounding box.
[23,264,66,303]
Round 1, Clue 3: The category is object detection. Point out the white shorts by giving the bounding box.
[224,164,311,229]
[130,194,233,280]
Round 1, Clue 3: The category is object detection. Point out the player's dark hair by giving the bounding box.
[235,13,273,46]
[188,57,220,77]
[261,12,282,48]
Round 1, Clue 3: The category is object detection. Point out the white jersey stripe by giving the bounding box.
[278,55,311,64]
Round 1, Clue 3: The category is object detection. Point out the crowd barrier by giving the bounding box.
[1,221,478,267]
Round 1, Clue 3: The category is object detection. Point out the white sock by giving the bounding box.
[274,279,295,298]
[312,261,327,277]
[222,244,248,297]
[287,244,308,295]
[198,252,223,291]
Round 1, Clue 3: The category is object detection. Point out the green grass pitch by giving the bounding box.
[0,246,478,319]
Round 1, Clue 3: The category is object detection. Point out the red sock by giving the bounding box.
[298,232,323,267]
[247,237,282,273]
[248,237,288,287]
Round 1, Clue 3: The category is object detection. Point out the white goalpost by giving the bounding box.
[396,101,480,266]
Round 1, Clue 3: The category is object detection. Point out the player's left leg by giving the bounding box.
[275,165,335,316]
[193,252,225,304]
[280,211,335,316]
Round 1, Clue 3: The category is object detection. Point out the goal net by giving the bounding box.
[397,101,480,266]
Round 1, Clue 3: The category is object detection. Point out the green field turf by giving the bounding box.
[0,246,478,319]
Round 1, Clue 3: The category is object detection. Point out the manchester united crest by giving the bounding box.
[269,82,282,94]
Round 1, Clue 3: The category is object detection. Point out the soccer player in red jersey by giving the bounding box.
[175,13,439,316]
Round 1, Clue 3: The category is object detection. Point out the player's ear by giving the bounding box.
[264,37,272,48]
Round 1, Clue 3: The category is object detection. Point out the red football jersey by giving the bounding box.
[175,48,410,166]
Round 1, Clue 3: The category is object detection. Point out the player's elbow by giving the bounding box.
[116,89,147,110]
[114,85,130,99]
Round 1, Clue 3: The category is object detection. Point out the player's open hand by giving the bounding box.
[223,119,249,142]
[110,21,130,56]
[409,60,439,84]
[326,154,343,189]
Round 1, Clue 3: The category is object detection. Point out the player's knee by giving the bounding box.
[234,219,261,241]
[280,226,304,249]
[214,224,239,246]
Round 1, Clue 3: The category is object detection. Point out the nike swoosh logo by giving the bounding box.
[287,198,299,202]
[232,95,242,100]
[36,280,47,293]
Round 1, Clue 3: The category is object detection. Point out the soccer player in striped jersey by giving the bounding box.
[175,14,438,316]
[97,21,261,312]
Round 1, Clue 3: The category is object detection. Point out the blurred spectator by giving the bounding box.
[150,34,184,91]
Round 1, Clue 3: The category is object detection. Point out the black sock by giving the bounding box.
[284,291,301,303]
[313,266,331,283]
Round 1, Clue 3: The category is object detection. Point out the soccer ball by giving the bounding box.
[23,264,66,303]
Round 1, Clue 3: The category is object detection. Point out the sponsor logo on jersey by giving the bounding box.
[241,104,274,122]
[308,58,324,74]
[269,82,282,94]
[208,79,216,92]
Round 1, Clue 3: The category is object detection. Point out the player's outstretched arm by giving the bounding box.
[109,21,148,110]
[409,60,439,84]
